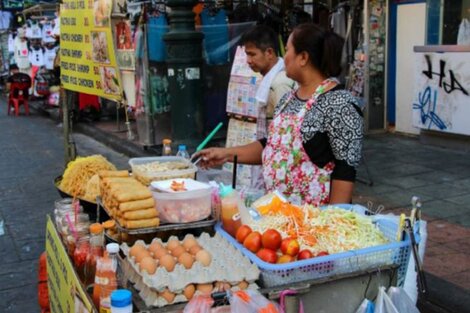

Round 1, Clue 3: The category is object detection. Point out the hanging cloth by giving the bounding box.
[147,14,168,62]
[255,58,285,104]
[200,8,229,65]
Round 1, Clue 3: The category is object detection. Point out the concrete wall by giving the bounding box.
[395,3,426,135]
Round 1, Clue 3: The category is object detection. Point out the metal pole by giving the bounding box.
[62,88,76,165]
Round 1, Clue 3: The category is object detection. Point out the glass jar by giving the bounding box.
[74,235,90,282]
[66,221,90,258]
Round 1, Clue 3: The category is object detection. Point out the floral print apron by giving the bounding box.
[262,79,338,206]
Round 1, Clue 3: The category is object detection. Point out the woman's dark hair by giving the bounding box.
[240,25,279,54]
[290,23,344,77]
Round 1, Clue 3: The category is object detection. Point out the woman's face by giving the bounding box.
[284,35,300,81]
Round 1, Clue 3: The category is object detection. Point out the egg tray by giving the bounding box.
[128,271,259,308]
[120,232,260,293]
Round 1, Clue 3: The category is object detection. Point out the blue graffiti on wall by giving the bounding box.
[413,86,447,130]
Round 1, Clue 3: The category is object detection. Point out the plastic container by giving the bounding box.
[215,204,415,288]
[219,185,241,237]
[150,181,212,224]
[176,144,190,160]
[129,156,197,186]
[151,178,210,193]
[111,289,133,313]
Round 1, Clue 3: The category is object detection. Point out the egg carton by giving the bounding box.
[133,276,259,308]
[120,232,260,293]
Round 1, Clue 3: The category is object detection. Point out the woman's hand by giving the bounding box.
[192,147,233,169]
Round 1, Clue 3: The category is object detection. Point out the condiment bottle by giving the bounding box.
[84,223,104,287]
[110,289,133,313]
[162,139,172,156]
[176,144,190,159]
[94,243,122,312]
[73,235,90,282]
[219,184,242,237]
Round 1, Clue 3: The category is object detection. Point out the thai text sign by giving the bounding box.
[45,216,95,313]
[413,52,470,135]
[60,0,122,100]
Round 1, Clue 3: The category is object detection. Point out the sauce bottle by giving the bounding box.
[93,243,121,312]
[162,139,172,156]
[219,184,242,237]
[84,223,104,287]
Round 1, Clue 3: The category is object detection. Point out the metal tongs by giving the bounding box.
[403,196,427,295]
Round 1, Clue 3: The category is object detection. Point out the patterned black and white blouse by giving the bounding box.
[260,87,363,182]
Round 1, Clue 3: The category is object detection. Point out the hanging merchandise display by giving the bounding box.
[60,0,122,100]
[200,5,229,65]
[148,67,170,114]
[147,12,168,62]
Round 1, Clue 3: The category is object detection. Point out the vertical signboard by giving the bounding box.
[45,216,95,313]
[412,52,470,135]
[60,0,122,100]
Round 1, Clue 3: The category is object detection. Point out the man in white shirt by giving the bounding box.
[240,25,295,132]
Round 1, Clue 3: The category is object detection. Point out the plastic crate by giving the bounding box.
[215,205,414,288]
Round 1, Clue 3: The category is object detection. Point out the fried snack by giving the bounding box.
[123,208,158,220]
[98,170,129,178]
[119,198,155,212]
[116,189,152,202]
[83,174,100,202]
[60,155,116,197]
[124,218,160,229]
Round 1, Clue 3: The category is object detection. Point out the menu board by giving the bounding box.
[60,0,122,100]
[45,216,95,313]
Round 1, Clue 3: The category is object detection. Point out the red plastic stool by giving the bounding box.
[8,81,31,116]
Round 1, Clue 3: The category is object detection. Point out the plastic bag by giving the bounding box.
[374,287,399,313]
[387,287,420,313]
[355,299,375,313]
[183,295,214,313]
[228,290,280,313]
[457,18,470,45]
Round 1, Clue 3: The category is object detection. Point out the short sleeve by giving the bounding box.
[324,91,363,168]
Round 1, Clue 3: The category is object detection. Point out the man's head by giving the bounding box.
[10,64,19,74]
[241,25,279,76]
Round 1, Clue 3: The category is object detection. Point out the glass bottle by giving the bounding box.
[162,139,172,156]
[73,235,90,282]
[84,223,104,287]
[176,144,190,160]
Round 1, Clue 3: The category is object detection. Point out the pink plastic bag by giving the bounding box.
[228,290,280,313]
[183,295,214,313]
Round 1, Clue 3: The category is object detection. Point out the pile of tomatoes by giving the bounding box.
[235,225,328,264]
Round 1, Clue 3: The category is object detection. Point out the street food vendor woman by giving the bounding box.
[195,24,364,206]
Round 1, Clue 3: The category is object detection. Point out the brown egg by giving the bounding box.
[197,283,213,296]
[182,237,198,251]
[195,250,212,267]
[159,254,176,272]
[238,281,249,290]
[153,247,169,260]
[148,241,163,255]
[166,239,181,252]
[178,252,194,269]
[189,244,202,256]
[183,284,195,300]
[171,245,187,258]
[139,256,157,274]
[135,249,151,264]
[129,243,146,258]
[160,288,176,304]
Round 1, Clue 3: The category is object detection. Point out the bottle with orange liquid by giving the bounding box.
[219,185,242,237]
[84,223,104,288]
[93,243,122,312]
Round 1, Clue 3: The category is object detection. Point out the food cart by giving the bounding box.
[47,155,421,313]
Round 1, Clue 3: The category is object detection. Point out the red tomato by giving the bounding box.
[280,238,300,256]
[261,229,282,251]
[297,249,314,260]
[277,254,295,264]
[243,231,262,253]
[235,225,252,243]
[256,248,278,263]
[315,251,329,257]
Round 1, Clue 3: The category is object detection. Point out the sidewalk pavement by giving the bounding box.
[6,100,470,312]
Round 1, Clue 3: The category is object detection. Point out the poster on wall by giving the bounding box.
[45,216,95,313]
[412,52,470,135]
[60,0,122,100]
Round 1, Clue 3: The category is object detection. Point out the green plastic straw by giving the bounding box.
[196,122,223,152]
